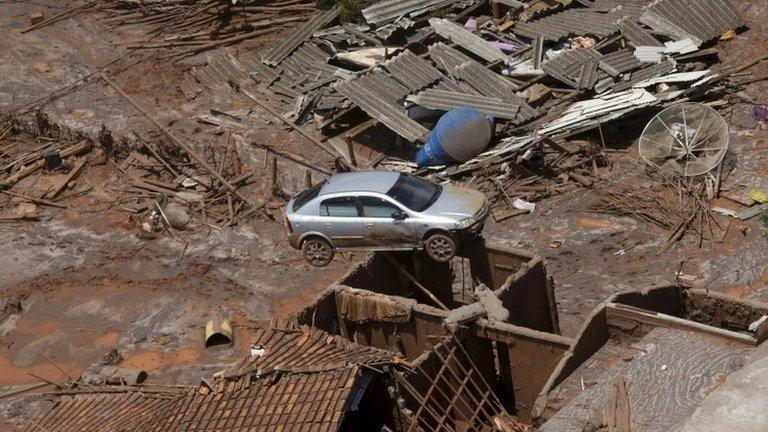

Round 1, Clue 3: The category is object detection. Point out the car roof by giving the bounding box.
[319,171,400,196]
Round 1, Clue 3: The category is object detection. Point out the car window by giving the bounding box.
[320,197,359,217]
[292,181,325,212]
[360,196,400,218]
[386,174,442,212]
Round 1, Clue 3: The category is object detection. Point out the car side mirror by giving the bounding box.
[392,210,407,220]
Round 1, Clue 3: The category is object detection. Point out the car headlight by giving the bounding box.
[455,217,474,229]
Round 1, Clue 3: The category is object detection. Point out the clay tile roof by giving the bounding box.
[25,326,402,432]
[224,325,402,378]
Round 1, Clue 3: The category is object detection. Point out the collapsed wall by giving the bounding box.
[296,241,570,422]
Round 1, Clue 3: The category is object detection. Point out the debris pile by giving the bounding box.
[101,0,320,55]
[592,168,720,249]
[236,0,751,219]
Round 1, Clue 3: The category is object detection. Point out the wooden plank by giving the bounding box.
[44,159,86,199]
[606,303,757,345]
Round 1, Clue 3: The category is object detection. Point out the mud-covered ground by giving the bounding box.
[1,0,768,430]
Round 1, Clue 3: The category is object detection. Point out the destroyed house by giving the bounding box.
[24,325,406,432]
[298,243,768,431]
[298,242,568,425]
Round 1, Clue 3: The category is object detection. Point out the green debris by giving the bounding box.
[747,188,768,204]
[318,0,375,22]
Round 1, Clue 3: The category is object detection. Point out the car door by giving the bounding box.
[359,195,417,248]
[318,196,364,247]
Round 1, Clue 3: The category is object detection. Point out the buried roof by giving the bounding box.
[25,325,403,432]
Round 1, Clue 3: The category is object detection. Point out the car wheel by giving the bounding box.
[425,233,456,262]
[302,238,334,267]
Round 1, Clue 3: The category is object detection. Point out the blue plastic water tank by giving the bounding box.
[415,108,494,167]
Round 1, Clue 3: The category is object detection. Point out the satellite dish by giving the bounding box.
[639,103,729,176]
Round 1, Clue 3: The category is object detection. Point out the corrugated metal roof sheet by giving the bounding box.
[641,0,743,46]
[407,89,522,120]
[429,18,509,63]
[336,76,430,142]
[362,0,445,25]
[382,50,443,92]
[261,8,338,66]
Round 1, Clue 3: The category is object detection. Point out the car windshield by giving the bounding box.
[291,181,325,212]
[386,174,441,212]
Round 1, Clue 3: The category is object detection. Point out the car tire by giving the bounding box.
[302,237,334,267]
[425,233,456,262]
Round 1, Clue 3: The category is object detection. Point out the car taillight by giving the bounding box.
[285,216,294,234]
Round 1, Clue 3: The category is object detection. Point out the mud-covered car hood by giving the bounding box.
[422,185,486,220]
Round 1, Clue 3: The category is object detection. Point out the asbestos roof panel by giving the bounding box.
[632,70,711,87]
[262,8,339,66]
[408,89,521,120]
[634,46,666,62]
[337,77,430,142]
[452,63,538,122]
[429,18,509,63]
[642,0,743,45]
[542,47,603,88]
[362,0,445,25]
[601,49,643,73]
[541,88,658,134]
[513,9,624,41]
[613,58,676,91]
[618,18,664,47]
[355,70,411,103]
[382,50,444,92]
[428,42,475,72]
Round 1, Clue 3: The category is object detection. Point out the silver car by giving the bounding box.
[285,171,489,266]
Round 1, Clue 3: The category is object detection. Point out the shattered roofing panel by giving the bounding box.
[261,8,339,66]
[408,89,522,120]
[618,18,664,47]
[428,42,475,72]
[514,9,623,41]
[541,88,657,134]
[362,0,446,25]
[601,49,643,73]
[355,70,411,103]
[542,48,602,88]
[337,77,431,142]
[450,62,538,122]
[613,58,676,91]
[429,18,509,63]
[382,50,444,92]
[641,0,743,45]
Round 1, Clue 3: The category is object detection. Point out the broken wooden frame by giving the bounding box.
[297,241,568,424]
